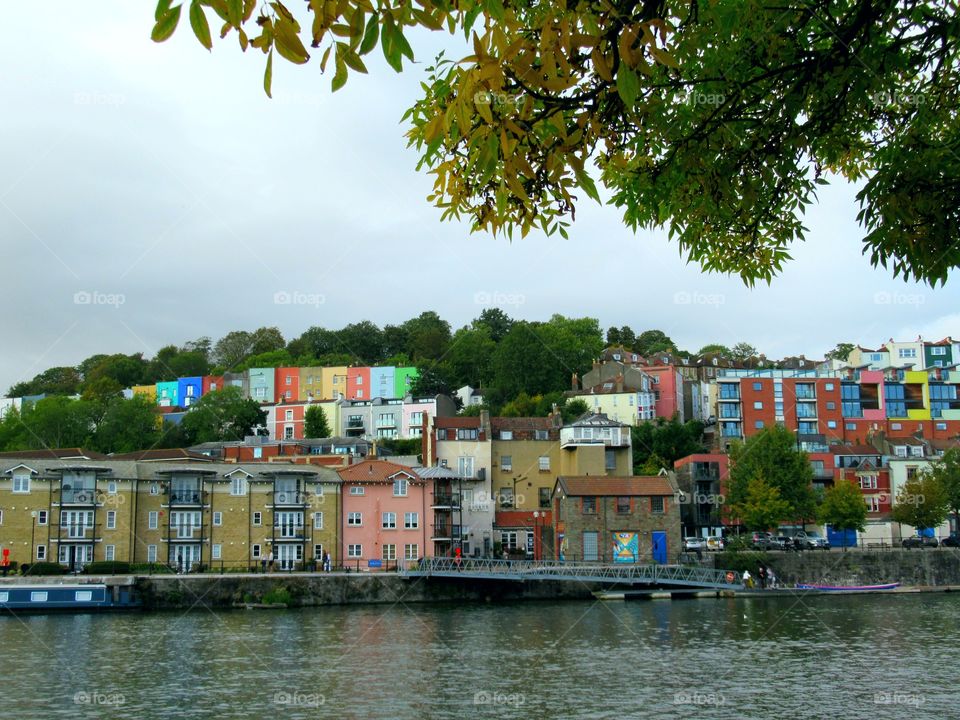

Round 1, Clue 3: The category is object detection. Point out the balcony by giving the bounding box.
[376,418,398,428]
[273,491,305,506]
[430,523,460,541]
[169,491,203,506]
[60,487,97,505]
[432,494,461,509]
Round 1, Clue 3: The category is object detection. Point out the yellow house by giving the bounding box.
[320,366,349,400]
[298,367,325,401]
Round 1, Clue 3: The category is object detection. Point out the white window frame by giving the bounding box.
[393,478,408,497]
[403,544,419,560]
[150,483,159,496]
[348,512,363,527]
[382,512,397,529]
[500,455,512,472]
[37,510,47,526]
[148,511,158,530]
[105,545,115,561]
[253,511,262,526]
[213,512,223,527]
[147,545,157,562]
[347,544,363,558]
[404,512,419,529]
[12,474,30,494]
[36,545,46,560]
[230,476,247,496]
[538,456,550,471]
[313,511,323,529]
[252,544,261,559]
[382,544,396,561]
[212,544,222,560]
[349,486,365,495]
[106,510,116,530]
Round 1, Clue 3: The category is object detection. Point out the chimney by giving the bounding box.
[571,372,580,391]
[480,409,491,438]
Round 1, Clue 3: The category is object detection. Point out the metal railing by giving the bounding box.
[400,557,743,589]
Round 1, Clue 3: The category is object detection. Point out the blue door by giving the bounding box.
[826,525,857,548]
[651,531,667,564]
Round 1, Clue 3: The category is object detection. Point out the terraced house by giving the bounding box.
[0,451,341,572]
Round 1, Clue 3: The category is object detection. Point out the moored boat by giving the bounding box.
[795,582,900,592]
[0,582,140,612]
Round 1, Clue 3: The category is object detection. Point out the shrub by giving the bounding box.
[21,562,67,576]
[83,561,131,575]
[262,586,293,606]
[130,563,175,574]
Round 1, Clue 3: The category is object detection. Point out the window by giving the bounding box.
[501,531,518,550]
[937,422,947,430]
[827,421,837,429]
[147,545,157,562]
[0,510,3,525]
[105,545,115,561]
[616,497,630,514]
[499,430,513,440]
[404,544,419,560]
[253,512,262,526]
[356,390,363,398]
[213,512,222,527]
[605,449,617,470]
[348,512,363,527]
[899,348,917,359]
[313,512,323,529]
[393,478,408,496]
[382,512,397,529]
[314,544,324,560]
[932,346,947,356]
[457,428,478,440]
[866,496,881,512]
[539,488,551,508]
[212,544,222,560]
[410,411,424,427]
[254,387,266,398]
[150,483,159,496]
[825,383,835,391]
[754,420,765,429]
[148,511,158,530]
[348,544,363,558]
[826,402,836,410]
[752,382,762,391]
[349,486,365,495]
[37,510,47,526]
[582,496,597,513]
[75,591,92,602]
[651,496,665,514]
[36,545,46,560]
[500,455,512,472]
[382,544,396,561]
[859,475,878,489]
[284,425,294,439]
[357,376,363,385]
[846,423,856,430]
[107,511,116,530]
[107,481,118,494]
[891,423,903,430]
[538,456,550,472]
[12,474,30,493]
[404,512,419,529]
[499,488,514,508]
[252,544,261,559]
[894,446,908,458]
[285,410,294,421]
[31,591,48,602]
[253,447,263,459]
[535,430,549,440]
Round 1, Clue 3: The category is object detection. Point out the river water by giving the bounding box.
[2,593,957,719]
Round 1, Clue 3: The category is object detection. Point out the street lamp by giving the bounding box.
[532,511,541,560]
[30,511,37,563]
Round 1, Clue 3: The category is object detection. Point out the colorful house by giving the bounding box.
[347,367,371,400]
[299,367,325,401]
[394,367,419,398]
[338,461,429,570]
[156,381,178,408]
[370,366,396,399]
[202,376,223,395]
[321,366,348,400]
[248,368,275,404]
[178,377,203,408]
[275,367,300,403]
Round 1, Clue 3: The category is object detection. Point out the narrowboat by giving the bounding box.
[0,583,140,612]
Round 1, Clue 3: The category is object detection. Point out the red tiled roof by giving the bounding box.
[556,476,674,496]
[833,444,881,455]
[434,417,482,429]
[338,460,421,482]
[492,417,557,431]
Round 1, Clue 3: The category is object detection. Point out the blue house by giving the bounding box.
[248,368,275,404]
[178,377,203,408]
[156,381,179,408]
[370,366,396,399]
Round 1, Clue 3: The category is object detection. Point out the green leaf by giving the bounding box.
[616,67,639,108]
[263,48,273,98]
[226,0,242,25]
[189,1,213,50]
[359,13,379,56]
[574,167,601,203]
[343,48,368,73]
[155,0,174,21]
[332,52,348,91]
[151,5,182,42]
[381,18,403,72]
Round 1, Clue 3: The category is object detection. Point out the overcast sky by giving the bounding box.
[2,5,957,393]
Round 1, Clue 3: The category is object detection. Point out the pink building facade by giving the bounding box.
[338,461,430,570]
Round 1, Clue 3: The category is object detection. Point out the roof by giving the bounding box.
[887,436,927,446]
[833,444,882,456]
[555,476,675,496]
[416,465,461,479]
[0,448,107,460]
[109,448,213,462]
[566,412,623,428]
[434,417,482,429]
[929,439,960,451]
[338,460,421,482]
[492,416,558,431]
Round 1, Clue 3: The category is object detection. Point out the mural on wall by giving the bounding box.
[612,532,639,563]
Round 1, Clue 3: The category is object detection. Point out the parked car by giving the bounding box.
[706,535,725,552]
[941,535,960,548]
[683,536,706,552]
[770,535,795,551]
[797,532,830,550]
[750,531,774,550]
[902,536,939,548]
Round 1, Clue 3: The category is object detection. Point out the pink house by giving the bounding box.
[347,367,372,400]
[644,365,685,421]
[275,402,307,440]
[338,461,430,570]
[275,367,300,403]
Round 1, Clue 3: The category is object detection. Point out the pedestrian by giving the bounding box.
[767,567,778,589]
[323,551,331,572]
[757,563,767,590]
[260,554,267,573]
[742,569,753,588]
[454,546,463,571]
[267,551,274,572]
[177,552,183,575]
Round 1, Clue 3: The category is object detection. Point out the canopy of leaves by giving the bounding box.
[304,404,332,438]
[631,417,705,472]
[727,425,817,523]
[818,479,868,533]
[926,447,960,520]
[729,476,793,532]
[178,387,268,444]
[891,471,950,531]
[825,342,855,362]
[153,0,960,284]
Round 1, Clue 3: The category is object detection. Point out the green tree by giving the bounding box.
[335,321,385,364]
[926,448,960,537]
[727,426,817,525]
[825,342,855,362]
[93,395,162,453]
[82,353,149,388]
[13,397,97,450]
[473,308,513,342]
[499,392,539,418]
[304,405,331,439]
[249,326,286,355]
[635,330,675,357]
[818,479,868,550]
[409,363,457,399]
[631,418,705,472]
[179,387,267,444]
[401,311,451,362]
[561,398,590,423]
[697,344,732,357]
[445,325,496,389]
[730,343,758,362]
[892,472,950,535]
[8,366,82,397]
[155,1,960,284]
[729,476,793,532]
[213,330,254,369]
